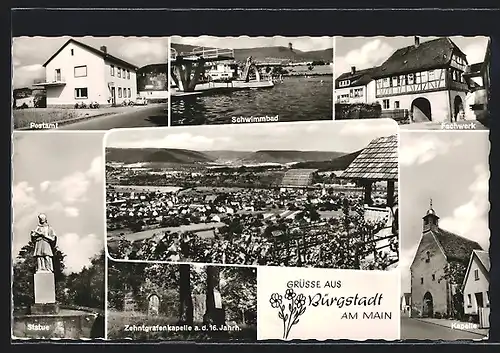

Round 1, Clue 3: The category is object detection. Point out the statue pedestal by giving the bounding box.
[31,271,59,314]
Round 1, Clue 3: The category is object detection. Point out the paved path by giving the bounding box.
[400,316,487,341]
[58,104,168,130]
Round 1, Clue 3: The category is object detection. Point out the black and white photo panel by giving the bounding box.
[399,130,490,340]
[104,119,400,269]
[334,36,490,131]
[11,132,106,339]
[170,36,334,126]
[12,36,169,131]
[107,261,257,341]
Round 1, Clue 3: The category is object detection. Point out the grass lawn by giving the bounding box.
[13,105,154,129]
[107,310,256,341]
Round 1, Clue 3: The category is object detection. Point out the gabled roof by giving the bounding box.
[474,250,490,272]
[373,37,465,78]
[430,227,483,263]
[281,169,317,187]
[335,67,379,88]
[469,62,483,74]
[462,250,490,289]
[43,38,138,70]
[338,135,398,181]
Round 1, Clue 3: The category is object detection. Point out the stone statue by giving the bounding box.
[30,213,57,273]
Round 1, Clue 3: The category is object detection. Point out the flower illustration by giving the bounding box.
[269,293,283,308]
[269,289,308,339]
[296,294,306,308]
[284,288,296,300]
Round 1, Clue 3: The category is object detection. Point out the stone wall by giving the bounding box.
[12,306,101,339]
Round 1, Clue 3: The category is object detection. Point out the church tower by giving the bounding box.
[422,199,439,232]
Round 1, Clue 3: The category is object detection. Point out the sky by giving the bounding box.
[399,131,490,293]
[335,36,490,78]
[171,36,333,52]
[12,132,105,274]
[12,36,169,89]
[105,119,398,153]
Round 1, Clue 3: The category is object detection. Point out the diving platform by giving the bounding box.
[172,47,235,63]
[170,46,278,93]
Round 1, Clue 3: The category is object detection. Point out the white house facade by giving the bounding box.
[335,66,377,104]
[34,39,138,107]
[463,250,490,325]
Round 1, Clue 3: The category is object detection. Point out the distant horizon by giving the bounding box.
[170,36,333,52]
[106,147,356,153]
[171,42,333,53]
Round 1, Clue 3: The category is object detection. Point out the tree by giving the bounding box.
[12,239,67,307]
[203,265,224,325]
[178,264,194,325]
[64,250,105,309]
[220,267,257,324]
[440,261,468,320]
[108,261,148,310]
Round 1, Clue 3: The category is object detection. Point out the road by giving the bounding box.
[58,104,168,130]
[400,316,486,340]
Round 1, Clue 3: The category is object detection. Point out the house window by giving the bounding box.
[54,69,62,81]
[118,87,122,98]
[111,65,115,76]
[71,49,74,56]
[353,88,363,97]
[428,70,435,81]
[127,70,130,79]
[422,71,428,82]
[128,88,131,98]
[394,101,400,109]
[117,68,121,78]
[74,65,87,78]
[383,99,390,109]
[468,294,472,306]
[415,72,422,84]
[75,88,88,99]
[474,269,480,281]
[432,274,436,281]
[339,80,350,87]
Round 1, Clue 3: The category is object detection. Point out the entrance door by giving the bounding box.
[475,292,484,309]
[453,95,463,122]
[423,291,434,318]
[411,98,432,122]
[111,87,116,106]
[55,69,61,81]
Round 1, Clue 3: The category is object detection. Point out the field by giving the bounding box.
[107,310,256,341]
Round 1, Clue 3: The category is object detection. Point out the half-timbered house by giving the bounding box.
[372,36,470,123]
